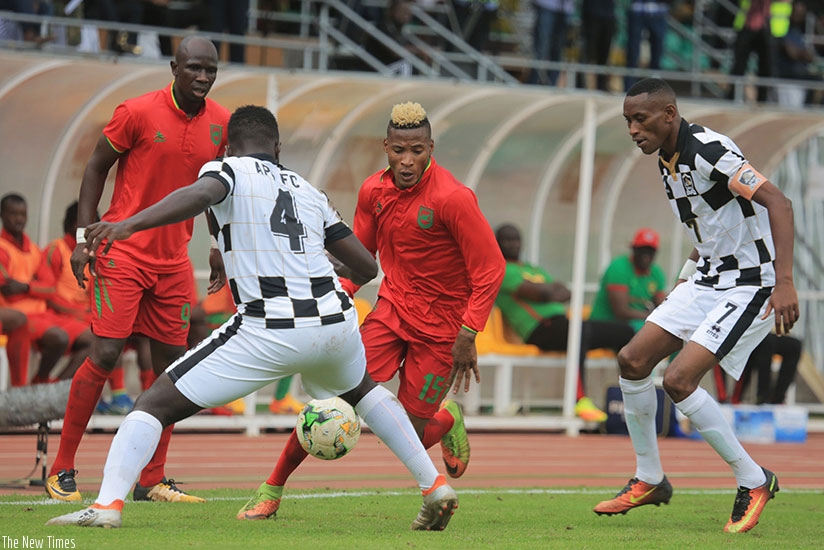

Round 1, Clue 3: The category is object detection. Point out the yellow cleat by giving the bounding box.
[133,478,205,503]
[45,469,81,502]
[269,394,305,415]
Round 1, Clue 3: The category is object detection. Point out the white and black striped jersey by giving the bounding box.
[659,119,775,290]
[199,153,355,328]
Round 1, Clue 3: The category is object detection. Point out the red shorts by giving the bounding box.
[90,251,196,346]
[360,299,454,419]
[27,310,89,348]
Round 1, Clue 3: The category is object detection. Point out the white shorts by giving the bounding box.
[166,312,366,409]
[646,282,774,380]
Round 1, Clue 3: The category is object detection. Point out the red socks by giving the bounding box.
[50,358,109,475]
[5,323,30,387]
[266,430,308,486]
[139,369,156,391]
[421,407,455,449]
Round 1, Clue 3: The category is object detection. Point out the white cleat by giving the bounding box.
[46,507,122,528]
[410,482,458,531]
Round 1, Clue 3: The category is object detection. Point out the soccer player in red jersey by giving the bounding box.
[46,35,230,504]
[239,101,505,520]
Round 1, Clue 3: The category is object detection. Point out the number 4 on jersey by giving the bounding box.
[270,188,306,252]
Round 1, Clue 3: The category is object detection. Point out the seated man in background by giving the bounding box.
[731,332,803,405]
[495,223,635,422]
[0,193,92,384]
[0,305,30,387]
[589,228,667,333]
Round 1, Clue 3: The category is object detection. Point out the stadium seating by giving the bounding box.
[469,307,618,416]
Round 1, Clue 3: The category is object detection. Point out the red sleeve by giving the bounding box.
[343,179,379,297]
[102,102,136,153]
[352,180,378,256]
[442,186,505,331]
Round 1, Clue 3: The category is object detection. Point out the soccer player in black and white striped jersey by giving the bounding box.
[594,78,799,534]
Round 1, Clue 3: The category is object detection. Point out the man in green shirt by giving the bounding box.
[590,228,668,333]
[495,224,635,422]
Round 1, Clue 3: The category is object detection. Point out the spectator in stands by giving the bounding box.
[361,0,423,76]
[206,0,249,63]
[494,223,635,422]
[776,0,822,106]
[727,0,779,102]
[452,0,499,53]
[0,193,92,384]
[528,0,573,86]
[578,0,617,92]
[0,0,54,45]
[731,332,802,405]
[83,0,145,54]
[589,227,667,333]
[624,0,671,91]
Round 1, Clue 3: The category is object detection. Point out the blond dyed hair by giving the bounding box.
[389,102,429,129]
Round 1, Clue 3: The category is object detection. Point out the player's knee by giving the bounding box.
[617,344,652,378]
[40,328,69,354]
[93,340,125,370]
[340,372,378,408]
[661,369,698,401]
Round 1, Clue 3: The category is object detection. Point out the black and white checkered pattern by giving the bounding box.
[199,154,353,327]
[659,119,776,289]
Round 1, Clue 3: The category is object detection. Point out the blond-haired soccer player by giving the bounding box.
[239,102,505,522]
[594,78,798,533]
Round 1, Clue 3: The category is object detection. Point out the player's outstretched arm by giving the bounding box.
[84,176,228,256]
[753,180,799,334]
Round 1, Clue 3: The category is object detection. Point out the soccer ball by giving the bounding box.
[296,397,360,460]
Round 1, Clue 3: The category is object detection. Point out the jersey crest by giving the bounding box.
[417,206,434,229]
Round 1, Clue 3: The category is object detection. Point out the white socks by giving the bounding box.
[355,386,439,491]
[96,410,163,506]
[619,375,664,485]
[675,387,766,489]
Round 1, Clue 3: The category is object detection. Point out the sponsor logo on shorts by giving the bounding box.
[706,323,722,339]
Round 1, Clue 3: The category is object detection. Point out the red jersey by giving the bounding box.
[102,82,230,271]
[351,157,504,339]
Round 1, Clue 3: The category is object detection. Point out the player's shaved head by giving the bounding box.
[627,78,677,109]
[175,35,218,64]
